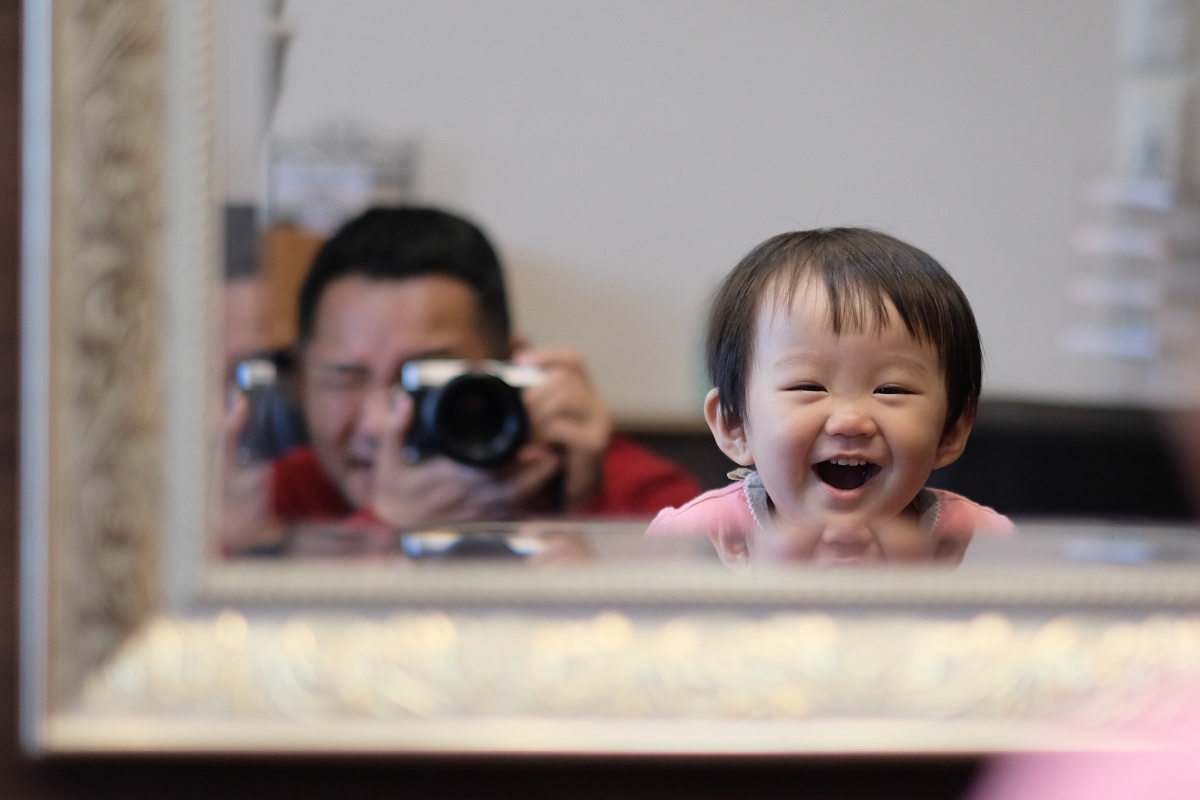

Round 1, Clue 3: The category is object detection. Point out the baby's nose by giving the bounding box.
[823,402,878,438]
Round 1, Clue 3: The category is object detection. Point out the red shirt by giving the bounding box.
[270,434,702,524]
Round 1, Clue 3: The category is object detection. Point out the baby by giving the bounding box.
[648,228,1013,566]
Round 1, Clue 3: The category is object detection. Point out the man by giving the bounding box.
[260,206,700,534]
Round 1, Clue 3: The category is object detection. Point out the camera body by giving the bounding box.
[400,359,544,467]
[234,357,308,465]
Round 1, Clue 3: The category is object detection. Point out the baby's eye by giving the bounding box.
[789,383,826,392]
[875,385,913,395]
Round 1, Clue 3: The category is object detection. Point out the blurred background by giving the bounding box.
[216,0,1200,522]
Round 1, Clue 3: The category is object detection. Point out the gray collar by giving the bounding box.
[730,468,941,536]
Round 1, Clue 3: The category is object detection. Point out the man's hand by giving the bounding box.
[365,388,565,528]
[220,389,283,555]
[513,347,613,513]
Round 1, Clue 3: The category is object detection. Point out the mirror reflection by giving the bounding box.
[220,205,1020,569]
[216,1,1200,569]
[221,205,703,561]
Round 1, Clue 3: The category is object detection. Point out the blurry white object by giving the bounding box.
[1060,322,1157,360]
[1059,0,1197,407]
[1115,75,1187,181]
[1070,221,1170,259]
[1065,275,1161,309]
[268,122,419,236]
[1118,0,1189,68]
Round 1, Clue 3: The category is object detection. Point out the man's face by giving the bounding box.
[300,274,504,508]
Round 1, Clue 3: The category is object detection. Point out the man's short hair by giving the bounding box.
[706,227,983,436]
[297,206,513,346]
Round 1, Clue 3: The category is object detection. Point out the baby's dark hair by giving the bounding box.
[706,227,982,436]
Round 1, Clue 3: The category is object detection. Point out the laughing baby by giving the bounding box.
[647,228,1013,567]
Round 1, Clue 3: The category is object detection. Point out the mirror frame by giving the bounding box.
[20,0,1200,757]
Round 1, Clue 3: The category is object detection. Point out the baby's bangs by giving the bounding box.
[768,259,909,340]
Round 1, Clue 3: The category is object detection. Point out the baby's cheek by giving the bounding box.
[760,470,806,510]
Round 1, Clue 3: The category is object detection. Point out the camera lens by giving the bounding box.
[430,373,528,467]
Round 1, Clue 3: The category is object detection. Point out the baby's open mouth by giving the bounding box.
[814,458,879,491]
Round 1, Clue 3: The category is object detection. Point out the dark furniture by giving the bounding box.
[628,399,1196,522]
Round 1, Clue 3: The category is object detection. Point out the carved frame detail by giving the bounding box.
[49,0,167,710]
[21,0,1200,757]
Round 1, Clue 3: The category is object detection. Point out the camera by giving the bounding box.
[399,359,544,467]
[233,356,308,465]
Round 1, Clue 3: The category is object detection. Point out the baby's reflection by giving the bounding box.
[647,228,1014,568]
[652,468,1010,570]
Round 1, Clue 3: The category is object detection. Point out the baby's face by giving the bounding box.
[736,279,968,564]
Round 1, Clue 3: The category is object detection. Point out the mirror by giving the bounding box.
[221,0,1198,418]
[21,0,1200,757]
[216,0,1200,559]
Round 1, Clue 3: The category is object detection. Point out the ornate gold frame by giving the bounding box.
[21,0,1200,757]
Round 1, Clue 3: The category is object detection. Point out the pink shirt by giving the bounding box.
[646,474,1013,563]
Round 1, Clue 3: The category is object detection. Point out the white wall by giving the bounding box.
[214,0,272,205]
[259,0,1128,424]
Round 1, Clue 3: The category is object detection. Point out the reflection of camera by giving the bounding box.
[233,356,308,465]
[400,359,544,467]
[400,530,529,561]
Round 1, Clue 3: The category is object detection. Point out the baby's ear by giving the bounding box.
[704,389,753,466]
[933,409,974,469]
